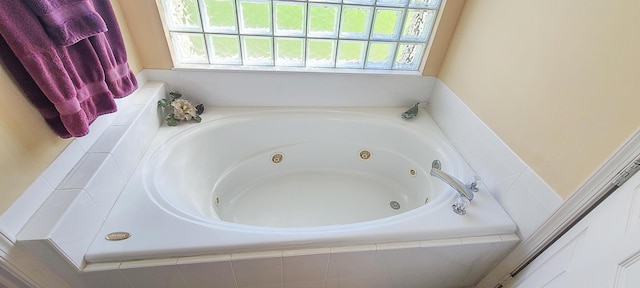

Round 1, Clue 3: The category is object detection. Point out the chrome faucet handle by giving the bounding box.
[466,176,481,192]
[432,159,441,170]
[452,196,470,215]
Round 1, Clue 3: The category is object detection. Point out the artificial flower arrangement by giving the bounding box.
[157,92,204,126]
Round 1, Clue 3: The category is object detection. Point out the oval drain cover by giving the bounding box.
[105,231,131,241]
[390,201,401,210]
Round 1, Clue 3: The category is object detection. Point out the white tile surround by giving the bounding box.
[80,235,517,288]
[0,70,563,288]
[142,69,436,107]
[427,79,564,240]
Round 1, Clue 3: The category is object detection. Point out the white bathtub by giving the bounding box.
[85,107,516,263]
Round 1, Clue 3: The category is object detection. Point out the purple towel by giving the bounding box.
[23,0,108,46]
[0,0,137,138]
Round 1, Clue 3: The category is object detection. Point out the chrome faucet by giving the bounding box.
[430,160,476,201]
[401,103,420,119]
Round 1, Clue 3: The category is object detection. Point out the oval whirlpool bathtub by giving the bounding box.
[86,108,516,262]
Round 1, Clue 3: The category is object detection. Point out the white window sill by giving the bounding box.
[172,64,424,77]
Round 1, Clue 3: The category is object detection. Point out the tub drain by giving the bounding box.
[390,201,401,210]
[359,149,371,160]
[271,153,284,164]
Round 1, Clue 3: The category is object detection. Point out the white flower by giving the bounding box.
[172,99,197,121]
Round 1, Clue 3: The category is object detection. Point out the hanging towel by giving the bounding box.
[23,0,108,46]
[0,36,70,137]
[89,0,137,98]
[0,0,137,138]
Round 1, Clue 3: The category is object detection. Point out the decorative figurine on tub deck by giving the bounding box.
[158,92,204,126]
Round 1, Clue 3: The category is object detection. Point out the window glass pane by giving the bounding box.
[339,6,373,40]
[274,2,307,37]
[409,0,440,9]
[401,9,436,41]
[275,38,305,66]
[171,33,208,63]
[376,0,409,7]
[343,0,375,5]
[371,8,404,40]
[336,40,366,68]
[308,4,341,38]
[161,0,439,71]
[307,39,336,67]
[201,0,237,33]
[207,35,241,64]
[365,42,396,69]
[239,0,272,35]
[164,0,202,32]
[242,36,274,65]
[393,43,424,70]
[309,0,341,3]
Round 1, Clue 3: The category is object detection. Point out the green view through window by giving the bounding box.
[162,0,440,70]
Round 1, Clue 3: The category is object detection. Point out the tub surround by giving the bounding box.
[16,98,518,287]
[143,69,436,107]
[134,70,567,242]
[427,79,563,240]
[0,70,561,288]
[42,234,516,288]
[82,106,515,263]
[0,72,154,243]
[93,235,518,288]
[14,79,164,270]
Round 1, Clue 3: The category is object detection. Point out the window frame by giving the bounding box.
[155,0,462,76]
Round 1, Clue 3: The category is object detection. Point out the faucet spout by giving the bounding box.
[430,160,474,201]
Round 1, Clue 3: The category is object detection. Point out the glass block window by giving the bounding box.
[161,0,440,71]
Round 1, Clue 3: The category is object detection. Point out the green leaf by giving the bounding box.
[169,91,182,100]
[166,114,179,126]
[157,99,169,108]
[196,104,205,115]
[192,115,202,123]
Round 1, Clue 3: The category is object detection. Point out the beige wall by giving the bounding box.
[111,0,143,74]
[117,0,173,70]
[0,67,70,214]
[0,0,143,214]
[439,0,640,197]
[422,0,466,76]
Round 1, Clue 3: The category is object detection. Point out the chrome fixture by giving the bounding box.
[401,103,420,120]
[452,196,470,215]
[430,160,476,201]
[467,177,480,193]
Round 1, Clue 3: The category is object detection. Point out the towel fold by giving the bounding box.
[0,0,137,138]
[24,0,107,46]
